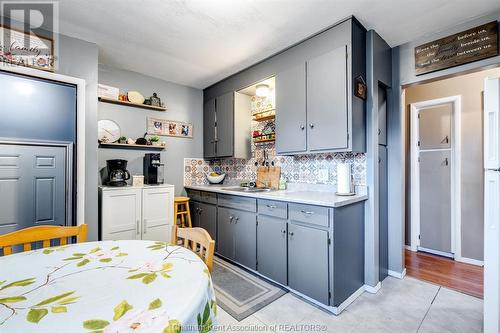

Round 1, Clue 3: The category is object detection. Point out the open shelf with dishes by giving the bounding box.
[98,97,167,111]
[99,142,165,150]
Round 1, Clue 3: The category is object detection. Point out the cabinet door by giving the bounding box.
[233,210,257,270]
[288,223,330,305]
[217,207,235,259]
[203,98,216,159]
[275,63,307,154]
[307,45,348,151]
[257,215,287,285]
[378,85,387,146]
[215,92,234,157]
[198,202,217,240]
[142,187,174,242]
[190,201,201,228]
[101,189,142,240]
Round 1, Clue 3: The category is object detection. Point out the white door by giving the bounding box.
[101,188,142,240]
[484,77,500,333]
[142,186,174,242]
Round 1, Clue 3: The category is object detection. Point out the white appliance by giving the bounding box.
[483,77,500,333]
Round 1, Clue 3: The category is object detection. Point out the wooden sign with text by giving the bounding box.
[415,21,498,75]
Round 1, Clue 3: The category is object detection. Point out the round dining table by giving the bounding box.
[0,240,217,332]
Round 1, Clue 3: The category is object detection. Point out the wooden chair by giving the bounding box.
[172,226,215,272]
[0,224,88,256]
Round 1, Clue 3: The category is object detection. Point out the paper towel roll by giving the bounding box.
[337,163,352,194]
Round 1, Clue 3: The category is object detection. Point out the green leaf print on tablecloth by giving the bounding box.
[147,241,167,251]
[64,246,128,266]
[127,262,173,284]
[197,302,213,333]
[83,299,182,332]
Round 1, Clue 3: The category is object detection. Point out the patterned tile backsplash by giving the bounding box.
[183,151,366,186]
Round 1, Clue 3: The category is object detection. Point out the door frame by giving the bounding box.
[409,95,461,259]
[0,64,86,226]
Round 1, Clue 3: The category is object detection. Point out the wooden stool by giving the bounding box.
[174,196,192,228]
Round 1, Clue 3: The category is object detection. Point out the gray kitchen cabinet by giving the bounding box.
[378,145,388,281]
[288,222,330,305]
[378,85,387,146]
[307,45,348,151]
[257,215,287,285]
[233,209,257,270]
[275,63,307,154]
[203,98,217,159]
[217,206,257,270]
[191,201,217,240]
[215,92,234,157]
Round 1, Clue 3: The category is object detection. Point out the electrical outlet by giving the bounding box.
[318,168,329,183]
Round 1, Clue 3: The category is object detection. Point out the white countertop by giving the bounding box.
[99,183,175,190]
[184,184,368,208]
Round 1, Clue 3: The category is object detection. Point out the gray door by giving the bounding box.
[275,63,307,154]
[0,144,67,235]
[378,145,388,281]
[198,202,217,241]
[257,215,287,285]
[288,223,329,304]
[216,207,234,259]
[233,210,257,270]
[419,150,452,254]
[419,104,451,149]
[203,99,216,159]
[215,92,234,157]
[307,45,348,151]
[190,201,201,228]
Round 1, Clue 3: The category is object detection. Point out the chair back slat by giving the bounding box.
[0,224,88,256]
[172,226,215,272]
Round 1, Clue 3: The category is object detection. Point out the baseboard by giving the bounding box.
[388,268,407,279]
[331,285,365,315]
[364,282,381,294]
[405,245,412,251]
[455,256,484,266]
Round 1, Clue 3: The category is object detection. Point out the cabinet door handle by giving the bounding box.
[288,231,294,236]
[234,217,239,223]
[143,219,147,234]
[301,210,314,215]
[136,220,140,235]
[300,125,305,130]
[199,208,203,214]
[266,204,277,209]
[309,123,314,129]
[281,230,287,234]
[378,129,381,135]
[441,135,449,144]
[229,215,234,223]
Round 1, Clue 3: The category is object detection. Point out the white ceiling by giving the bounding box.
[56,0,500,89]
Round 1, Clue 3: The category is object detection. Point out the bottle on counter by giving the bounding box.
[279,175,287,190]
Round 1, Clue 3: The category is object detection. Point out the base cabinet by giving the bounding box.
[217,207,256,270]
[257,215,288,285]
[99,185,174,241]
[288,223,330,305]
[191,202,217,240]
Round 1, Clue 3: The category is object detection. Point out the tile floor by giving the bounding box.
[214,276,483,333]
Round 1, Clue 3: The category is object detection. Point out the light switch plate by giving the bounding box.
[318,168,329,183]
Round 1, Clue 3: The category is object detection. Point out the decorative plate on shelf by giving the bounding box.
[127,91,145,104]
[98,119,121,143]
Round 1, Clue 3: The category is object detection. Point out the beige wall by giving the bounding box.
[404,67,500,261]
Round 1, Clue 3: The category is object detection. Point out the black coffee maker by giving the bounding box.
[143,153,164,185]
[106,159,130,186]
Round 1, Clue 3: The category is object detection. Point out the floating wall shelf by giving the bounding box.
[99,142,165,150]
[98,97,167,111]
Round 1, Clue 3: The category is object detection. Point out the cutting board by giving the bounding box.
[256,166,281,189]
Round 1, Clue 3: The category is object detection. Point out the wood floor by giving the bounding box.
[405,249,483,299]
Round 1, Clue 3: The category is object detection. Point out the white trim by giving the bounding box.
[331,285,365,315]
[388,268,407,279]
[0,64,86,226]
[405,245,412,251]
[410,96,461,259]
[418,246,454,258]
[364,282,381,294]
[455,256,484,267]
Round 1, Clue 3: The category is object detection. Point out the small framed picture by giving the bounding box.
[147,117,193,138]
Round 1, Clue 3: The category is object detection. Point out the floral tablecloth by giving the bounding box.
[0,240,217,332]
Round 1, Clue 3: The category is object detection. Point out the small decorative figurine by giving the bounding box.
[144,93,164,107]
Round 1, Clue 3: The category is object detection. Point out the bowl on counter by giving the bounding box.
[206,173,226,184]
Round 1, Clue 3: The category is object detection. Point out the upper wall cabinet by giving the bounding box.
[204,18,366,156]
[203,92,251,159]
[276,23,366,154]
